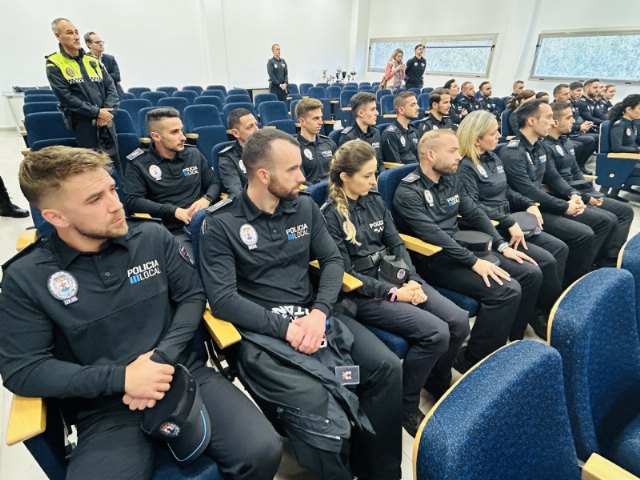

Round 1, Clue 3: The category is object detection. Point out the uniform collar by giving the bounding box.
[58,43,86,60]
[149,142,184,162]
[297,134,318,146]
[354,121,372,136]
[416,166,440,190]
[515,131,540,152]
[544,135,561,145]
[393,119,410,133]
[238,188,298,222]
[48,231,129,269]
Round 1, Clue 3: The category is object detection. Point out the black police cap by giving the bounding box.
[510,211,541,238]
[378,254,410,286]
[453,230,500,265]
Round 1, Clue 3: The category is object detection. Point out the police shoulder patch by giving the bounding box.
[507,139,520,149]
[386,124,398,133]
[402,172,420,183]
[317,133,330,140]
[342,126,353,134]
[207,196,234,213]
[613,119,622,126]
[126,148,145,161]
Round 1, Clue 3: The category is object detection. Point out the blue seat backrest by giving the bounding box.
[119,99,153,134]
[417,93,431,110]
[200,90,226,102]
[128,87,151,98]
[501,109,513,138]
[299,83,313,95]
[227,88,248,96]
[117,132,141,173]
[327,86,341,100]
[599,120,611,154]
[209,140,236,172]
[380,95,395,115]
[421,87,434,95]
[258,101,288,124]
[24,112,73,145]
[206,85,227,95]
[158,97,189,116]
[24,94,57,104]
[183,105,223,131]
[619,232,640,329]
[306,180,328,206]
[329,128,343,145]
[377,164,417,214]
[182,85,203,95]
[287,84,299,95]
[340,90,356,109]
[416,341,579,480]
[23,102,59,116]
[140,91,168,106]
[114,109,137,135]
[376,89,392,102]
[226,94,251,104]
[194,96,224,111]
[156,86,178,96]
[23,88,53,96]
[193,125,229,163]
[308,87,326,100]
[269,119,296,135]
[254,93,277,109]
[172,90,198,104]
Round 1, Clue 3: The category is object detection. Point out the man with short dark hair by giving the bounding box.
[404,44,427,90]
[84,31,125,99]
[417,88,456,136]
[0,146,282,480]
[500,99,614,286]
[456,81,481,116]
[295,98,337,183]
[218,108,259,196]
[382,92,420,164]
[125,108,220,256]
[577,78,606,126]
[200,129,403,480]
[477,81,502,120]
[444,79,467,125]
[267,43,288,101]
[339,92,385,172]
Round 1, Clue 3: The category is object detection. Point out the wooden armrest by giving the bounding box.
[226,129,233,135]
[203,307,242,350]
[330,100,339,104]
[400,234,442,256]
[382,114,397,119]
[220,193,229,199]
[16,229,37,251]
[309,260,363,292]
[582,453,640,480]
[185,133,199,140]
[583,174,596,182]
[262,125,276,130]
[140,137,151,145]
[607,153,640,160]
[506,135,515,140]
[340,107,351,112]
[299,184,307,190]
[323,120,336,125]
[6,395,46,446]
[383,162,403,169]
[133,213,151,218]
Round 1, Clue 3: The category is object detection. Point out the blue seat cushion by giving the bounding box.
[433,286,480,317]
[605,412,640,476]
[366,325,409,359]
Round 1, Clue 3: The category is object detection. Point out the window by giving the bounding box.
[531,31,640,83]
[368,36,496,77]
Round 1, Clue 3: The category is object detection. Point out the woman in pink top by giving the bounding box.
[384,48,406,92]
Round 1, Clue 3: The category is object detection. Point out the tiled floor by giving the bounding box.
[0,129,638,479]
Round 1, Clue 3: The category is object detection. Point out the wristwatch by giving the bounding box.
[203,194,214,204]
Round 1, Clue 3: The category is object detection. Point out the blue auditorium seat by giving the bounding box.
[225,94,251,104]
[595,120,640,196]
[113,109,137,135]
[158,97,190,116]
[307,87,327,100]
[183,105,223,133]
[379,95,396,116]
[326,86,341,101]
[182,85,204,95]
[227,88,249,96]
[156,86,178,96]
[299,83,313,96]
[200,90,226,102]
[209,140,236,172]
[128,87,151,98]
[193,125,229,164]
[140,91,168,106]
[206,85,227,95]
[172,90,198,104]
[268,119,296,135]
[254,93,277,110]
[23,93,57,104]
[194,96,224,111]
[23,102,59,116]
[618,232,640,327]
[500,108,514,142]
[119,99,153,136]
[24,112,73,146]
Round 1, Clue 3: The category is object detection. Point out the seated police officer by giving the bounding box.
[577,79,606,128]
[543,102,632,266]
[0,146,282,480]
[339,92,385,173]
[393,130,542,373]
[444,79,467,126]
[608,94,640,154]
[404,44,427,90]
[125,108,219,257]
[477,81,503,121]
[500,99,614,285]
[218,108,259,196]
[381,92,420,164]
[199,129,403,480]
[295,98,337,184]
[417,88,456,137]
[456,82,482,116]
[457,110,569,338]
[322,139,469,436]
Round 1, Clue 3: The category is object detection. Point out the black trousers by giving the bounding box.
[269,83,288,102]
[74,117,123,178]
[597,197,634,266]
[66,363,282,480]
[414,252,542,367]
[353,283,469,413]
[569,134,598,169]
[541,207,614,286]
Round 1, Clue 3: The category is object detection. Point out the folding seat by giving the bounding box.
[221,103,256,129]
[113,109,137,136]
[549,268,640,476]
[183,105,223,140]
[326,86,341,101]
[137,106,157,138]
[500,108,514,141]
[200,90,226,102]
[299,83,313,96]
[192,125,229,164]
[140,91,168,106]
[379,94,396,116]
[23,88,53,96]
[227,88,249,97]
[209,140,236,172]
[258,101,289,126]
[156,86,178,96]
[172,90,198,104]
[23,102,59,116]
[24,112,73,146]
[376,89,392,103]
[254,93,277,110]
[315,82,329,89]
[127,87,151,98]
[595,120,640,197]
[119,99,153,136]
[290,100,301,124]
[206,85,227,95]
[287,83,299,95]
[421,87,434,95]
[340,90,356,110]
[194,95,224,111]
[417,92,431,110]
[359,82,371,88]
[157,96,189,116]
[618,232,640,326]
[307,86,326,100]
[122,92,135,100]
[408,87,421,97]
[268,119,297,135]
[225,94,251,104]
[182,85,203,95]
[117,132,142,175]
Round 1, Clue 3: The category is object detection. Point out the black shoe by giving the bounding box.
[0,203,29,218]
[452,347,472,374]
[530,314,548,340]
[402,409,425,438]
[424,375,451,401]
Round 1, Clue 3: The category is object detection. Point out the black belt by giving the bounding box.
[352,249,387,272]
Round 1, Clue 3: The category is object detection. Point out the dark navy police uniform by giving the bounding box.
[404,56,427,89]
[339,123,385,173]
[217,141,247,196]
[416,114,456,138]
[609,117,640,153]
[457,152,569,323]
[322,192,469,408]
[267,55,288,101]
[381,120,420,164]
[393,168,542,369]
[296,133,337,184]
[0,219,281,480]
[199,190,403,480]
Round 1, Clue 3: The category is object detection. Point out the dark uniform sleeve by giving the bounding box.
[267,59,278,85]
[283,60,289,85]
[382,130,401,164]
[541,148,576,199]
[46,60,100,119]
[380,205,423,284]
[308,202,344,316]
[151,227,206,364]
[199,214,290,339]
[610,122,639,153]
[218,156,244,196]
[578,99,602,125]
[0,270,126,398]
[506,187,535,212]
[108,56,122,83]
[102,69,120,110]
[124,161,178,218]
[457,161,514,228]
[393,187,478,267]
[323,204,394,299]
[501,148,569,215]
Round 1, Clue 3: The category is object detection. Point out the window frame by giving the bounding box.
[367,34,497,78]
[530,29,640,84]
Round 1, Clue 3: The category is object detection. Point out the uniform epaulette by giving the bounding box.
[219,144,235,154]
[613,119,622,126]
[317,133,330,140]
[128,215,162,223]
[401,172,420,183]
[207,196,234,213]
[2,235,44,270]
[507,139,520,148]
[184,144,197,148]
[319,199,333,212]
[386,124,398,133]
[126,148,145,161]
[342,126,353,134]
[45,51,57,59]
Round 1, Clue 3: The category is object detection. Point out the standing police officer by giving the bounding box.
[125,108,220,257]
[0,146,282,480]
[46,18,121,175]
[381,92,420,164]
[500,99,614,284]
[199,129,403,480]
[404,44,427,90]
[339,92,385,173]
[417,88,456,137]
[267,43,288,102]
[295,98,337,184]
[393,130,542,373]
[218,108,259,196]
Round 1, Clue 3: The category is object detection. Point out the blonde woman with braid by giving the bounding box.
[321,139,469,437]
